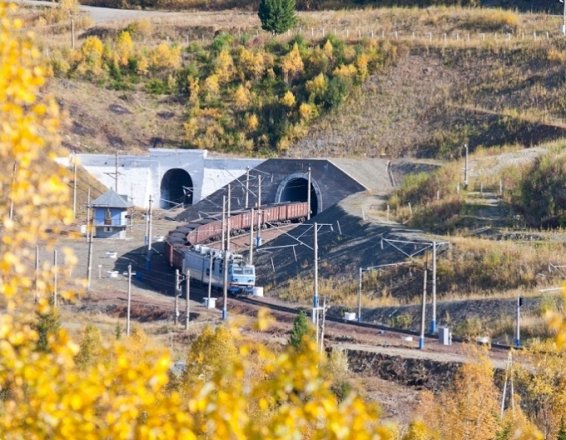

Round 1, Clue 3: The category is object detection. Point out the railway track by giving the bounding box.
[231,295,515,352]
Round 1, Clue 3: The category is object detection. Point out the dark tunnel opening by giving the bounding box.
[279,178,318,216]
[160,169,193,209]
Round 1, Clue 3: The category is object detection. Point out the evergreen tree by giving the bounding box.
[558,419,566,440]
[35,309,61,353]
[258,0,297,35]
[288,311,309,349]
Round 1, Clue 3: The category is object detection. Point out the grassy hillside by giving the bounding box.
[25,5,566,157]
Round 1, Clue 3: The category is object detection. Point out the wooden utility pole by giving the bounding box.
[185,269,190,331]
[307,166,312,220]
[419,269,428,350]
[174,269,180,326]
[248,208,254,265]
[126,264,132,336]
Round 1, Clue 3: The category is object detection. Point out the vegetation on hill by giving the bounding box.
[49,29,397,153]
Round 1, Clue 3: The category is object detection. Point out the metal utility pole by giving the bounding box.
[174,269,180,326]
[464,143,469,188]
[86,203,93,292]
[245,167,250,209]
[185,269,190,331]
[147,195,153,254]
[249,208,254,265]
[126,264,132,336]
[307,166,312,220]
[515,297,522,347]
[207,252,213,302]
[53,249,58,307]
[114,151,119,192]
[561,0,566,35]
[357,267,363,322]
[419,269,428,350]
[312,222,319,324]
[257,176,262,247]
[72,154,78,220]
[430,241,438,333]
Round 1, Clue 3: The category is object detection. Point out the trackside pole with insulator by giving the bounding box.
[419,269,427,350]
[249,208,254,265]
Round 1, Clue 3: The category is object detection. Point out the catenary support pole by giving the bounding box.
[419,269,428,350]
[185,269,190,330]
[245,167,249,209]
[221,195,226,251]
[207,252,213,302]
[72,154,77,219]
[126,264,132,336]
[174,269,180,326]
[307,166,312,220]
[312,223,319,324]
[114,151,119,192]
[227,184,231,252]
[86,204,93,292]
[430,241,437,333]
[249,208,254,265]
[357,267,363,323]
[147,195,153,254]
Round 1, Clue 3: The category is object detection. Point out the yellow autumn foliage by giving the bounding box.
[233,84,251,109]
[115,31,133,66]
[149,42,181,70]
[280,90,296,108]
[281,43,304,82]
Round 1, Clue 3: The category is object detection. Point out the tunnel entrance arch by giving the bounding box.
[275,173,321,217]
[160,169,193,209]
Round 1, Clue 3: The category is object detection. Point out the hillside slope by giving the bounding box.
[292,44,566,158]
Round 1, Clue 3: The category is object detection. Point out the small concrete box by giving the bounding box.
[344,312,356,321]
[439,327,452,345]
[204,298,217,309]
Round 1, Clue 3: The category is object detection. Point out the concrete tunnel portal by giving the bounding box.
[160,168,193,209]
[276,175,319,217]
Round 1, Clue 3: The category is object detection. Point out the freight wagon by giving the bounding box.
[185,201,308,246]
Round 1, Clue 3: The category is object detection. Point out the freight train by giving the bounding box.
[165,201,308,294]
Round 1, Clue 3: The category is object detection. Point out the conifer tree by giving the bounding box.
[288,310,310,349]
[258,0,297,35]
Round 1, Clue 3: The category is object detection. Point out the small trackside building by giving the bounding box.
[91,190,132,239]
